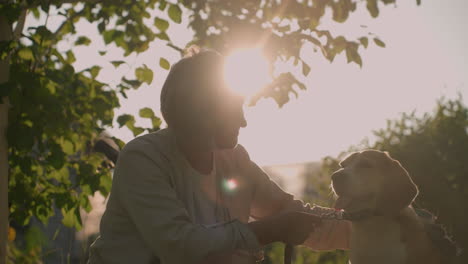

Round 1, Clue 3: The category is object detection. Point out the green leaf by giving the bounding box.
[110,60,126,68]
[130,126,145,136]
[75,36,91,46]
[168,4,182,24]
[103,29,116,44]
[159,57,170,70]
[374,38,386,47]
[90,66,102,78]
[302,61,311,76]
[80,194,92,213]
[46,81,57,94]
[416,0,421,5]
[99,175,112,197]
[61,140,74,155]
[98,50,107,56]
[61,207,82,230]
[98,21,106,33]
[116,114,145,136]
[17,47,34,60]
[155,32,170,41]
[346,46,362,67]
[359,37,368,48]
[48,166,70,182]
[66,50,76,63]
[366,0,379,18]
[139,107,155,118]
[135,65,153,85]
[122,77,142,89]
[151,117,162,129]
[117,114,134,127]
[158,0,167,11]
[332,1,350,23]
[36,26,53,40]
[154,17,169,31]
[40,3,50,13]
[332,36,347,54]
[35,205,54,225]
[112,137,126,150]
[23,120,33,127]
[31,8,41,19]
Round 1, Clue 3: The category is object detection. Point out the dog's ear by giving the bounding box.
[375,153,418,216]
[339,152,359,168]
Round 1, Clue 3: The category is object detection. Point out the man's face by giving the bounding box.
[213,94,247,149]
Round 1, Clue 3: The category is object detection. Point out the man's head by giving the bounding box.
[160,48,247,150]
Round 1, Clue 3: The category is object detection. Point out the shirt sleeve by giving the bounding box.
[236,145,351,251]
[113,141,261,264]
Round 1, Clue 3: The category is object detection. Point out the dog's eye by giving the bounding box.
[356,160,372,168]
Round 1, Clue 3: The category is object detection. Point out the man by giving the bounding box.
[88,49,350,264]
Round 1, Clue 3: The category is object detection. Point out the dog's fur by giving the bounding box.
[331,150,444,264]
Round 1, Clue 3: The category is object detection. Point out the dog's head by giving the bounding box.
[331,150,418,217]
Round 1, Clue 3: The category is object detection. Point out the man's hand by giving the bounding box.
[248,211,322,246]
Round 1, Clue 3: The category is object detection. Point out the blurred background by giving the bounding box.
[1,0,467,263]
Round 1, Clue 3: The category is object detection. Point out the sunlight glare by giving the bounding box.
[226,179,237,189]
[223,179,238,192]
[224,48,271,96]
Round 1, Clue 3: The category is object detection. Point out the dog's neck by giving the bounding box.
[351,211,404,239]
[349,206,441,264]
[349,208,408,264]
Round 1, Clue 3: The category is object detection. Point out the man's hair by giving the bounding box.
[160,47,225,133]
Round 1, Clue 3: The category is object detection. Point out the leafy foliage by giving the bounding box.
[1,0,164,233]
[187,0,408,106]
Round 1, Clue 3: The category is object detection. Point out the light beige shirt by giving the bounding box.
[88,128,350,264]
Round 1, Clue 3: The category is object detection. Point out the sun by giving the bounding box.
[224,48,271,96]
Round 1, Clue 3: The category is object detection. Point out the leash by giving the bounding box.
[283,209,376,264]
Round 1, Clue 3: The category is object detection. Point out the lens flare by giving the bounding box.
[224,179,238,191]
[224,48,271,96]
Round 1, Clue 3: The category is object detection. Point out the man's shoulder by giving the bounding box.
[121,128,174,156]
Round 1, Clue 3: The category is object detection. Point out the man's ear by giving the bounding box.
[375,154,418,216]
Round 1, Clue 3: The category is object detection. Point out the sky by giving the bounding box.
[239,0,468,165]
[42,0,468,166]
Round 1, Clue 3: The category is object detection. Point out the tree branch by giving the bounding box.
[52,8,85,37]
[13,9,27,40]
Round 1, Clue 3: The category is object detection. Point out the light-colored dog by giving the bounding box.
[331,150,443,264]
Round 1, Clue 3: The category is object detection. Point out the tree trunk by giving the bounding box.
[0,98,8,264]
[0,15,12,264]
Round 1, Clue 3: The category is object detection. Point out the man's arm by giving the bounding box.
[235,145,351,250]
